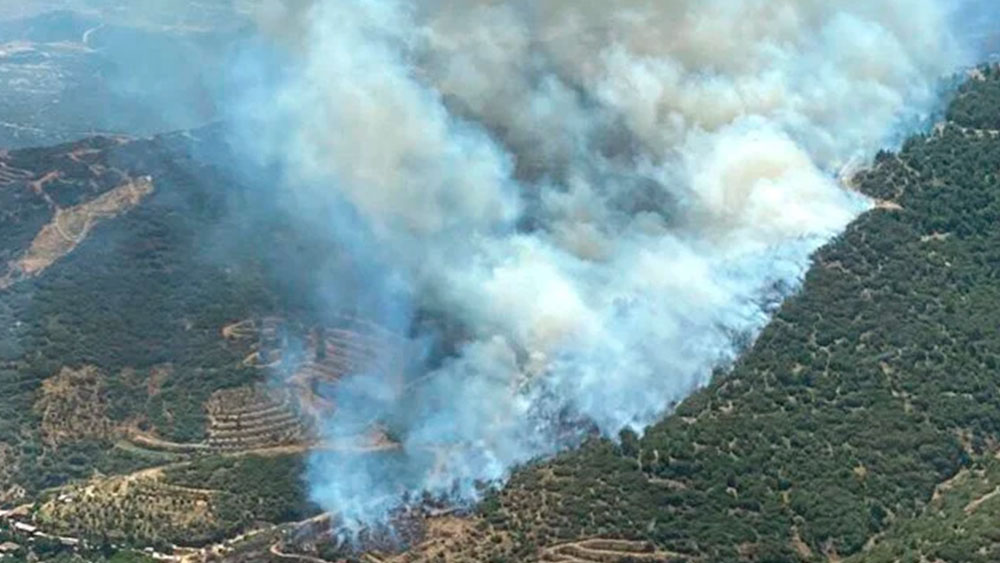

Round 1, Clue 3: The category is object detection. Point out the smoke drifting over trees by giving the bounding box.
[216,0,984,529]
[9,0,982,532]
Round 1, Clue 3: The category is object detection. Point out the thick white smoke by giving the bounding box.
[240,0,968,529]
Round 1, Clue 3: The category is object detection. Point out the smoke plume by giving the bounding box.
[233,0,970,529]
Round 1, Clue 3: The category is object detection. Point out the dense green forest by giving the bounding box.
[854,456,1000,563]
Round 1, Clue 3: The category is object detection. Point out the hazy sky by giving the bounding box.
[0,0,254,30]
[237,0,974,528]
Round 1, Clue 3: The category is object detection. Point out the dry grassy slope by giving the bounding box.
[10,175,153,280]
[34,365,120,446]
[0,135,136,279]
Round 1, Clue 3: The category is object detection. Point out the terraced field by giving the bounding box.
[121,314,407,458]
[223,316,283,368]
[292,325,395,414]
[204,386,305,452]
[224,313,406,434]
[36,468,220,547]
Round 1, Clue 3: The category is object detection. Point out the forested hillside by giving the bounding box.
[5,66,1000,563]
[0,123,363,561]
[0,125,348,498]
[442,65,1000,562]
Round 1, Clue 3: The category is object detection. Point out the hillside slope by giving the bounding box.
[5,68,1000,563]
[0,123,386,560]
[402,66,1000,563]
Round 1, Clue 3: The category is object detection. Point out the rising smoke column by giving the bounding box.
[238,0,968,529]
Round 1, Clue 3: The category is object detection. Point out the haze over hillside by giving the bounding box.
[0,2,998,563]
[0,2,251,148]
[228,0,977,531]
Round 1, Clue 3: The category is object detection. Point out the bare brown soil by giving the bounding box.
[2,175,154,287]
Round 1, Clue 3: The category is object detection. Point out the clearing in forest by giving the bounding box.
[2,175,154,286]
